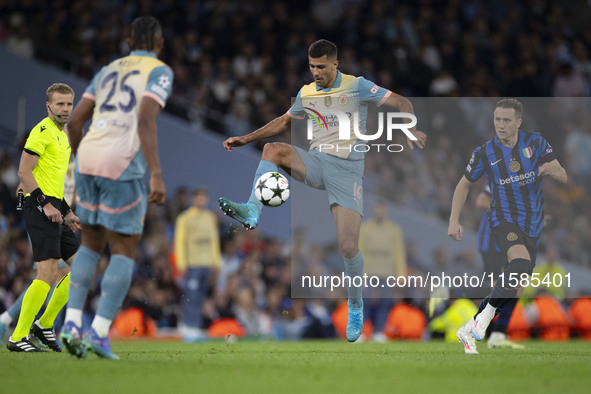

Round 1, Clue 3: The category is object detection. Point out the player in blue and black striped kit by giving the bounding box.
[448,99,567,354]
[476,185,523,349]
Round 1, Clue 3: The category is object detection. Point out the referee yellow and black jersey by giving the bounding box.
[24,117,71,199]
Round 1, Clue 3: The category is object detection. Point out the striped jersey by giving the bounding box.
[288,70,391,160]
[77,50,174,181]
[476,184,499,253]
[465,130,555,238]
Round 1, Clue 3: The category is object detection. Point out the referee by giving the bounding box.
[7,83,81,352]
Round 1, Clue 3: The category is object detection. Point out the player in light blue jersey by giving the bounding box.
[60,16,173,360]
[219,39,426,342]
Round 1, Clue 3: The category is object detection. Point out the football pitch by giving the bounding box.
[1,340,590,393]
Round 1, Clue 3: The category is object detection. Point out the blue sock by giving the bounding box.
[248,160,278,215]
[493,297,517,333]
[68,246,102,310]
[95,255,135,321]
[475,296,489,318]
[344,251,364,308]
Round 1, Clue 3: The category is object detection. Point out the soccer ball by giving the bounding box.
[254,172,290,207]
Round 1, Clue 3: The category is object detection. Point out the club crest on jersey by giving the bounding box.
[507,232,518,242]
[338,95,349,105]
[522,147,533,158]
[509,160,521,172]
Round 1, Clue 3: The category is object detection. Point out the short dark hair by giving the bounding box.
[46,83,74,102]
[131,16,162,51]
[308,39,337,60]
[192,188,208,197]
[496,98,523,119]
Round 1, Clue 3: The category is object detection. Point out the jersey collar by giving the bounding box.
[130,50,157,59]
[316,70,342,92]
[494,129,524,149]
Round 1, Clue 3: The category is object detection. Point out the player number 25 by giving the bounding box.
[99,70,140,113]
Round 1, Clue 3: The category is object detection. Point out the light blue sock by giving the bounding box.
[95,255,135,321]
[344,251,364,309]
[247,160,279,215]
[68,246,102,310]
[6,287,26,320]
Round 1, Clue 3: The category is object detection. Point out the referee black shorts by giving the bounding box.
[23,196,80,263]
[492,221,539,269]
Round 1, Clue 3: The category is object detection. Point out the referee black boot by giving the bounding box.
[7,335,47,352]
[30,320,62,352]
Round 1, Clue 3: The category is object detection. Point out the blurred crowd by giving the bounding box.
[1,0,591,132]
[1,0,591,341]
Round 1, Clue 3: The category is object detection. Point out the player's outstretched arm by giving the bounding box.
[383,94,426,150]
[223,113,292,152]
[138,96,165,205]
[66,97,95,156]
[538,159,567,184]
[448,175,473,241]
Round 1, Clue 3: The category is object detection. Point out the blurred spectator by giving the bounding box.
[430,299,479,342]
[552,61,588,97]
[523,245,568,300]
[569,296,591,340]
[5,13,34,59]
[174,188,221,341]
[359,201,407,341]
[382,299,426,340]
[233,286,271,337]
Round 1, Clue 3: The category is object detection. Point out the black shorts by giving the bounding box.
[481,250,506,277]
[23,196,80,262]
[492,221,538,267]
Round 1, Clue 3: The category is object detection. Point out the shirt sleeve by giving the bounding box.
[287,89,305,119]
[539,136,556,164]
[23,124,48,157]
[357,77,392,105]
[482,183,492,195]
[144,65,174,108]
[464,146,485,182]
[83,67,105,101]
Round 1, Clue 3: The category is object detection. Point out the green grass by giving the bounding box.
[1,340,590,394]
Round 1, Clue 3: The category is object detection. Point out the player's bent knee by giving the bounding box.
[262,142,289,167]
[504,258,534,283]
[340,240,358,259]
[506,244,530,262]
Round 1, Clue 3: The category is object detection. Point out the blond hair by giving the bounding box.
[46,83,74,102]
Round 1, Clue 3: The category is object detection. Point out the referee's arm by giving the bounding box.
[17,150,62,223]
